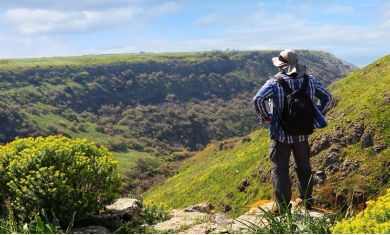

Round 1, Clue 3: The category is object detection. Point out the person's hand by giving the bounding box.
[265,120,271,125]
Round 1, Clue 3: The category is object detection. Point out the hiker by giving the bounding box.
[253,49,333,213]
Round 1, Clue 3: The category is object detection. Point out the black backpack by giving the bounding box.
[275,74,314,136]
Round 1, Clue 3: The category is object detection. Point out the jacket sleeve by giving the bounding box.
[313,78,333,114]
[253,80,274,122]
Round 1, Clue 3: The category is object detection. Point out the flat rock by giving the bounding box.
[154,209,210,231]
[70,225,108,234]
[106,198,142,211]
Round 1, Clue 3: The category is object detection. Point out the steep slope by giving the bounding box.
[143,53,390,214]
[309,53,390,203]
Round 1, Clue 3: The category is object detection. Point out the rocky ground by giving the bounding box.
[153,201,329,234]
[71,198,331,234]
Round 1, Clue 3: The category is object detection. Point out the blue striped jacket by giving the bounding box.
[253,72,333,143]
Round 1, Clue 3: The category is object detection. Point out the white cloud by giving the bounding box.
[324,4,356,16]
[0,0,165,11]
[0,0,389,67]
[0,1,183,35]
[2,7,143,34]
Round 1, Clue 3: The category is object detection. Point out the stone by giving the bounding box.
[222,203,232,213]
[335,194,345,206]
[184,201,214,214]
[236,185,245,192]
[153,210,208,232]
[346,123,364,145]
[314,170,326,184]
[70,225,108,234]
[106,198,143,223]
[311,135,331,156]
[242,178,250,187]
[352,189,368,208]
[323,152,339,167]
[374,142,387,152]
[179,223,228,234]
[361,131,373,148]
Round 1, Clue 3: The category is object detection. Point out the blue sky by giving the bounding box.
[0,0,389,67]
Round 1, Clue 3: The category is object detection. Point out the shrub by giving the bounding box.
[0,136,122,224]
[332,188,390,234]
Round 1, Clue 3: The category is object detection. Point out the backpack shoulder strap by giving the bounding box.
[299,74,309,93]
[274,74,293,94]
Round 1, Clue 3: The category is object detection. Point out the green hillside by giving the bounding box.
[309,53,390,202]
[0,50,357,195]
[142,130,273,217]
[143,54,390,215]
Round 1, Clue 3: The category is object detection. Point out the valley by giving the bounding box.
[0,50,357,196]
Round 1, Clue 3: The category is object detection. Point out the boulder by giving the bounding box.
[346,123,364,145]
[106,198,143,223]
[184,201,214,214]
[323,151,339,168]
[361,131,373,148]
[242,178,250,187]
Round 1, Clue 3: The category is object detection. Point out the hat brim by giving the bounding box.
[272,57,284,67]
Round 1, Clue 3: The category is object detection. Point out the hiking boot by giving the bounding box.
[271,202,292,215]
[295,198,313,210]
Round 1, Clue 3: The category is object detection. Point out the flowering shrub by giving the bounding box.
[0,136,122,223]
[333,188,390,233]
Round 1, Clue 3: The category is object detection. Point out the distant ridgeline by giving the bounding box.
[0,50,356,149]
[143,53,390,216]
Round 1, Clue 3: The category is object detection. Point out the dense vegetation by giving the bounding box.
[0,50,357,194]
[143,53,390,217]
[0,136,121,228]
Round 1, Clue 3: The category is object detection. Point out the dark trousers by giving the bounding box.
[269,139,313,206]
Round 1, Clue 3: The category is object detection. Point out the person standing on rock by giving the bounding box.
[253,49,333,213]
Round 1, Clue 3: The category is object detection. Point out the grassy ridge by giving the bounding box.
[0,51,263,69]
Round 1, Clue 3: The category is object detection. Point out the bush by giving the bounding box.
[332,188,390,234]
[0,136,122,224]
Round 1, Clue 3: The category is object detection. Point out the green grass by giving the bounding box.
[308,53,390,197]
[0,51,257,69]
[142,130,273,217]
[114,151,151,174]
[238,203,334,234]
[0,49,353,71]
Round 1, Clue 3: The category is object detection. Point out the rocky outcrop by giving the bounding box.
[153,201,330,234]
[184,201,214,214]
[72,198,143,233]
